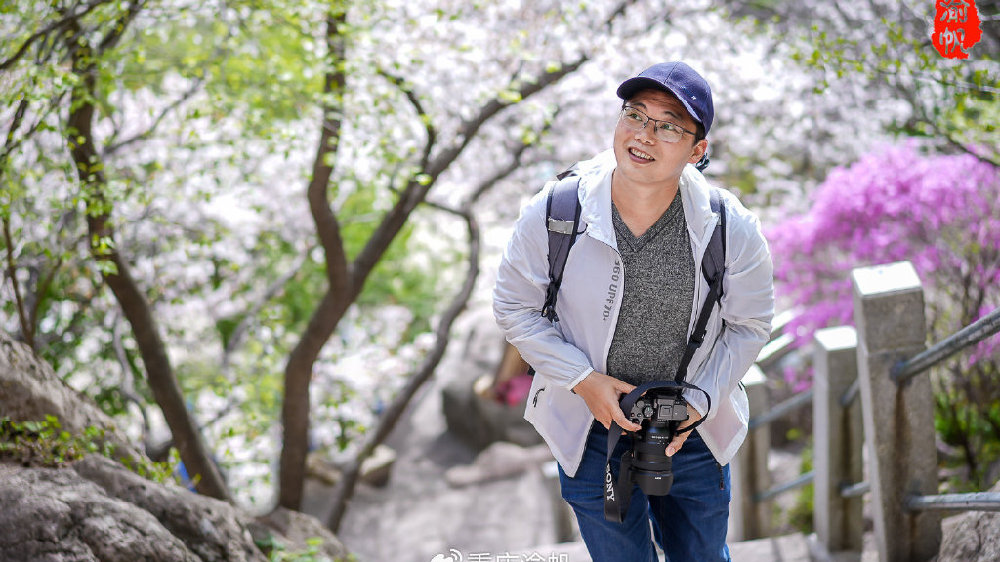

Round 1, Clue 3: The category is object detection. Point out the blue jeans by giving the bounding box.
[558,422,731,562]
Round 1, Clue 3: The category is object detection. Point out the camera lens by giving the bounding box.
[630,427,675,495]
[633,468,674,496]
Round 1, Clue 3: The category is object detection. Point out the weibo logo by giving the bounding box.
[429,549,463,562]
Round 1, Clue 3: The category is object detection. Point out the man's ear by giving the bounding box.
[688,139,708,164]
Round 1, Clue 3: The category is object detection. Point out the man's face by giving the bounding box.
[612,89,707,189]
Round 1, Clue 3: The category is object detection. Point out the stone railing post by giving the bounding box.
[812,326,863,558]
[730,364,770,541]
[852,261,941,561]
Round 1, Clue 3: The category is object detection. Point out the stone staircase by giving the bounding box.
[514,532,882,562]
[513,533,812,561]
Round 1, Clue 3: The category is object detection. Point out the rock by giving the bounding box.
[445,441,553,487]
[441,376,542,451]
[0,331,140,460]
[0,460,207,561]
[360,444,396,487]
[306,444,396,488]
[307,451,342,486]
[72,454,265,561]
[249,507,348,560]
[0,454,352,561]
[0,454,353,562]
[936,481,1000,562]
[0,332,352,561]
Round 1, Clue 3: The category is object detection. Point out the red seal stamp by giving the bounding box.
[932,0,982,59]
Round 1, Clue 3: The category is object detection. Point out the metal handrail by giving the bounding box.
[839,378,860,408]
[754,471,815,503]
[748,389,814,430]
[905,492,1000,512]
[892,307,1000,384]
[739,305,1000,538]
[840,480,869,499]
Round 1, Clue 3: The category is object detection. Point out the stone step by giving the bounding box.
[512,532,883,562]
[510,532,812,562]
[729,532,811,561]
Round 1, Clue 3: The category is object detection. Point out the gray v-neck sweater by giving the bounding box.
[606,191,695,386]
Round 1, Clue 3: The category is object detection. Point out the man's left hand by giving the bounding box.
[665,404,702,457]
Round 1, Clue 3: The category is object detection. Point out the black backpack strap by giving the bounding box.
[703,188,726,297]
[555,165,579,180]
[526,174,584,378]
[540,175,583,322]
[674,188,727,385]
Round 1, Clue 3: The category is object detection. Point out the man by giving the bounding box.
[493,62,774,561]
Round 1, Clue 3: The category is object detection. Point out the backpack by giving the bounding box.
[532,169,727,385]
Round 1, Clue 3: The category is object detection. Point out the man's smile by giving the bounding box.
[628,146,655,162]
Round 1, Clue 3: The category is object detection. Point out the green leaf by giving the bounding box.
[498,89,522,103]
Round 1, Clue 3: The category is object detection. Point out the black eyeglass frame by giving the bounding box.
[618,105,698,142]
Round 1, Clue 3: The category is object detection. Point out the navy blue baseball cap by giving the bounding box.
[616,62,714,136]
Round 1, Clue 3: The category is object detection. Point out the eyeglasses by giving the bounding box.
[618,106,697,143]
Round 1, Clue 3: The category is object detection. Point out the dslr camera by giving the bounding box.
[623,388,689,496]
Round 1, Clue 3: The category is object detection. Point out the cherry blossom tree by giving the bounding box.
[722,0,999,167]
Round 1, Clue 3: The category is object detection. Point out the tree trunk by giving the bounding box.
[66,26,230,503]
[278,10,352,510]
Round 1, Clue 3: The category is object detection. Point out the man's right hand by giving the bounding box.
[572,371,642,432]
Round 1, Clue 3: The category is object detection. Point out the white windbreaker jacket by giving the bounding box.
[493,150,774,477]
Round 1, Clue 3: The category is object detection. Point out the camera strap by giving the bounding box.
[603,380,711,523]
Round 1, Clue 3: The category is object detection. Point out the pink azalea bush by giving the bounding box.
[768,142,1000,484]
[769,142,1000,356]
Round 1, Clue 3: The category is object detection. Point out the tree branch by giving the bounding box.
[942,133,1000,168]
[467,107,562,206]
[307,11,351,291]
[97,0,145,55]
[0,0,110,71]
[377,67,437,172]
[27,253,63,347]
[1,216,32,349]
[222,250,312,369]
[1,92,69,167]
[103,77,204,156]
[112,313,151,448]
[350,56,586,292]
[326,203,481,533]
[2,98,30,159]
[433,56,587,182]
